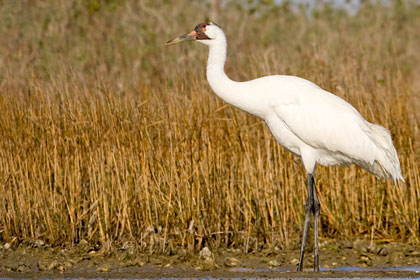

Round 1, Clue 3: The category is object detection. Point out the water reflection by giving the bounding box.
[1,266,420,280]
[229,265,420,272]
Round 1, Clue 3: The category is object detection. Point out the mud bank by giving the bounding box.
[1,240,420,278]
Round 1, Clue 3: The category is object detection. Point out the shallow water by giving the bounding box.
[1,266,420,279]
[0,276,420,280]
[328,265,420,272]
[230,265,420,272]
[2,267,420,280]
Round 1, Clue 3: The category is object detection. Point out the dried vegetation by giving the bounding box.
[0,1,419,253]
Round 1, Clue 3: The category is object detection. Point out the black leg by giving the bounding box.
[297,174,315,271]
[313,176,320,271]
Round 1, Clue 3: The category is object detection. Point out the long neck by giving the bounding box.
[206,37,246,110]
[206,37,228,81]
[205,35,264,118]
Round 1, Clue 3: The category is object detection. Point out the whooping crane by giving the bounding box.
[166,22,404,271]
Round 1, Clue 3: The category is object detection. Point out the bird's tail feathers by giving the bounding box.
[364,123,404,183]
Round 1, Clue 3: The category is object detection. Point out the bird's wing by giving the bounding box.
[272,89,377,164]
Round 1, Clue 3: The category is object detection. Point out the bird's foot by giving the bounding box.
[297,262,303,272]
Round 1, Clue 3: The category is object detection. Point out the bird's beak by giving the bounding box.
[165,31,196,45]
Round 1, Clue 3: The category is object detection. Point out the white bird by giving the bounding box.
[166,22,403,271]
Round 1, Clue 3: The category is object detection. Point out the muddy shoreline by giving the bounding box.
[2,268,420,279]
[1,240,420,278]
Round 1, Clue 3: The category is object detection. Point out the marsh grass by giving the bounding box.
[0,1,419,252]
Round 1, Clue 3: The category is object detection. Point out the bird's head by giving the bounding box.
[166,22,222,46]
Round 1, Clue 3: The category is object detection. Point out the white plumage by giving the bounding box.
[166,22,403,271]
[203,23,402,181]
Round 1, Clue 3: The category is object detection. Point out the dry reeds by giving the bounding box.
[0,1,419,252]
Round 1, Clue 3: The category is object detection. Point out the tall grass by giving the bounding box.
[0,0,419,252]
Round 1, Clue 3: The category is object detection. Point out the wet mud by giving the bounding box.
[1,240,420,278]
